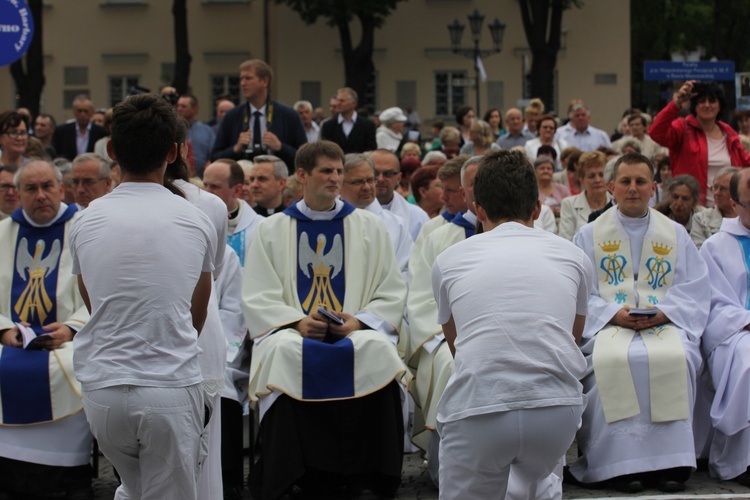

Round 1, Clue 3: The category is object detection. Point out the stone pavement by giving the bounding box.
[90,448,750,499]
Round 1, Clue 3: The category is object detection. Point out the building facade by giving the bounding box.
[0,0,630,134]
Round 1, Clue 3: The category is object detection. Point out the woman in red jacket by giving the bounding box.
[649,80,750,206]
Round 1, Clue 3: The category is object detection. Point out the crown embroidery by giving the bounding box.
[598,240,621,252]
[651,241,673,256]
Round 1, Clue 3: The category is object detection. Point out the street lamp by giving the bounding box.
[446,9,505,116]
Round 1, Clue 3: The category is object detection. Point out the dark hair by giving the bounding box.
[483,108,503,126]
[213,158,245,187]
[455,106,474,126]
[474,150,538,223]
[295,140,345,174]
[0,111,29,134]
[537,145,557,161]
[730,168,748,204]
[35,113,56,129]
[111,94,179,174]
[538,114,558,131]
[162,116,189,197]
[612,152,655,181]
[627,114,647,127]
[689,82,727,121]
[655,156,671,183]
[411,165,439,203]
[400,156,421,178]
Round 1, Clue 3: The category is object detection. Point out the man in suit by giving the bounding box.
[51,95,107,161]
[320,87,377,154]
[211,59,307,174]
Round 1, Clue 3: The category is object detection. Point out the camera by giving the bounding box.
[243,143,267,160]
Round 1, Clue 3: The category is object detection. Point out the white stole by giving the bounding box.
[592,208,688,423]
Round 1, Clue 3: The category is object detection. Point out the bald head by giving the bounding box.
[505,108,524,134]
[203,160,244,212]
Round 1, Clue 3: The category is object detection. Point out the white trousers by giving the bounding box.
[438,405,582,500]
[197,392,223,500]
[82,384,206,500]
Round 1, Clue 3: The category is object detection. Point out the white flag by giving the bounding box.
[476,55,487,82]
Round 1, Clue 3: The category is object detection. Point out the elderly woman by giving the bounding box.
[558,151,612,240]
[431,126,461,159]
[400,142,422,161]
[534,155,570,217]
[0,111,29,167]
[524,115,569,171]
[376,107,408,153]
[650,80,750,206]
[459,120,501,156]
[656,174,704,233]
[691,166,737,248]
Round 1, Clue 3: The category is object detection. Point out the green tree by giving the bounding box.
[10,0,44,116]
[518,0,582,113]
[276,0,405,111]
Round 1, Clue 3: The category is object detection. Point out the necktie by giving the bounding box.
[253,111,262,149]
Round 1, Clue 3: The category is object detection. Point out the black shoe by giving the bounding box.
[224,484,244,500]
[735,469,750,487]
[66,487,95,500]
[657,478,685,492]
[611,479,644,493]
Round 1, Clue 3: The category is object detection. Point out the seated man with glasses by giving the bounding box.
[692,166,739,248]
[0,164,20,220]
[340,153,412,282]
[71,153,112,209]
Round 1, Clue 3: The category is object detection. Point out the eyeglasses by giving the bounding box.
[711,184,729,193]
[375,170,399,179]
[343,178,375,187]
[0,183,16,193]
[71,177,108,188]
[4,130,27,139]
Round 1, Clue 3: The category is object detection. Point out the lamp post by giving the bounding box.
[447,10,505,116]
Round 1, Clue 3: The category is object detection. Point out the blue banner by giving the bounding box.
[0,0,34,67]
[644,61,735,82]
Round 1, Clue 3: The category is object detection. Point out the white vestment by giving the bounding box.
[242,200,409,420]
[228,199,262,267]
[0,206,92,467]
[700,217,750,479]
[570,208,710,483]
[383,192,429,241]
[364,198,413,283]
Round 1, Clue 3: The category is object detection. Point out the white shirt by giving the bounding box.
[337,111,357,138]
[432,222,591,423]
[70,183,217,391]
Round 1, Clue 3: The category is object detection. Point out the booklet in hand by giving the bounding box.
[317,306,345,325]
[627,308,658,317]
[16,323,51,350]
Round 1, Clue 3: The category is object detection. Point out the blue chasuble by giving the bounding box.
[0,204,77,424]
[450,211,476,239]
[284,201,359,399]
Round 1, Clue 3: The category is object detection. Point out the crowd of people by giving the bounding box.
[2,58,750,500]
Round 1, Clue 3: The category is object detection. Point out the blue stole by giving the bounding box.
[284,201,359,399]
[734,234,750,309]
[440,210,454,222]
[227,230,246,267]
[0,204,77,424]
[450,211,476,239]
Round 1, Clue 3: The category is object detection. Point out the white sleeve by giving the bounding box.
[431,258,451,325]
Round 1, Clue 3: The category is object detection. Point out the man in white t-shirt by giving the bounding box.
[70,94,217,500]
[432,150,592,500]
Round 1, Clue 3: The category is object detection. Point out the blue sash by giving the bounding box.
[450,211,475,239]
[734,234,750,309]
[1,205,77,425]
[284,201,355,315]
[227,230,246,267]
[440,210,454,222]
[301,336,355,399]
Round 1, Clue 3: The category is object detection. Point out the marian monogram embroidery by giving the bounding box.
[599,240,627,286]
[298,232,344,314]
[13,237,61,326]
[645,242,673,290]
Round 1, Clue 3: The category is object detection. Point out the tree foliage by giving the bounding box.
[518,0,582,113]
[10,0,44,116]
[275,0,405,110]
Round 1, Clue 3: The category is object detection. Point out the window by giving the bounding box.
[210,74,241,105]
[434,71,467,117]
[109,76,140,107]
[64,67,88,86]
[396,81,416,111]
[300,81,321,108]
